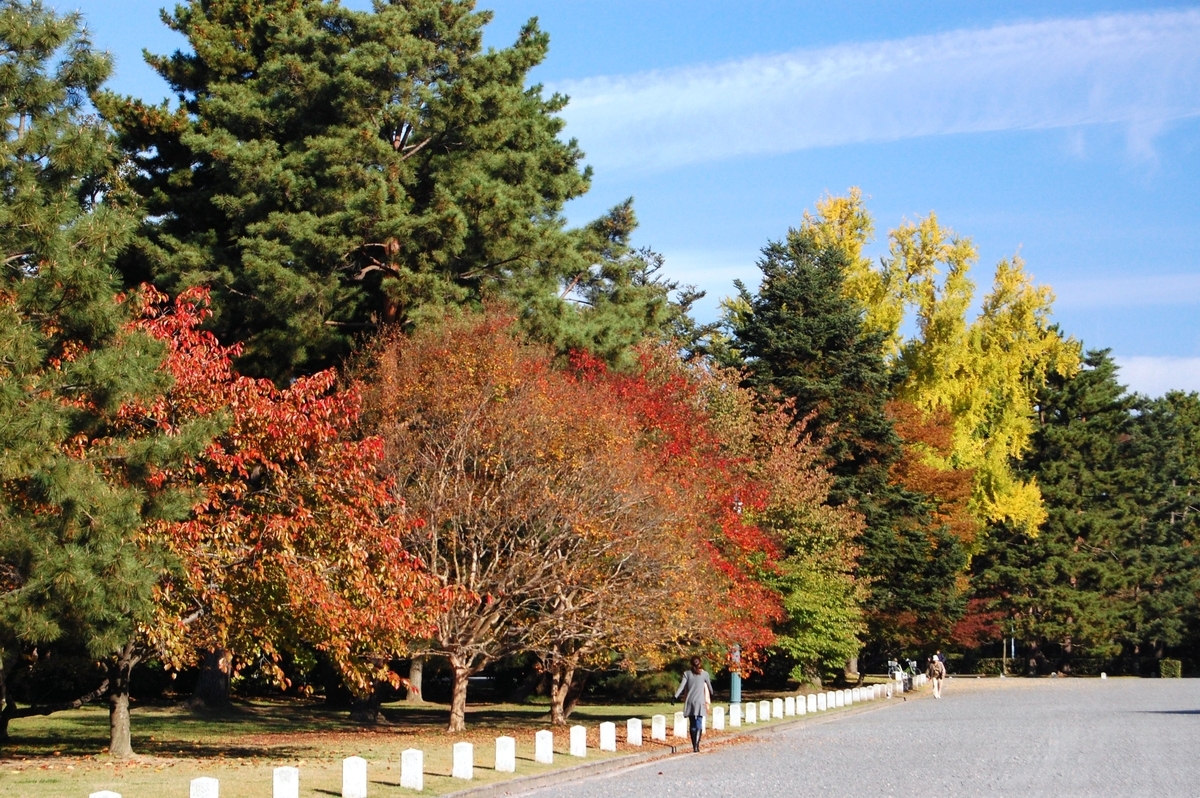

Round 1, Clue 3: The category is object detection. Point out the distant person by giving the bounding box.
[928,654,947,699]
[675,656,713,752]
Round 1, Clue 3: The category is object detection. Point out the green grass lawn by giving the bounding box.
[0,687,877,797]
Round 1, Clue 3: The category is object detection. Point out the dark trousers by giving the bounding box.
[687,714,705,751]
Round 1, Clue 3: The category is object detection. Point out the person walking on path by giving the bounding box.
[675,656,713,752]
[928,654,947,699]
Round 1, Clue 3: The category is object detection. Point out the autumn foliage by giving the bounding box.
[123,288,444,695]
[360,311,796,728]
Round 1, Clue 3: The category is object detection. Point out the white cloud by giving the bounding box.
[554,10,1200,172]
[1114,356,1200,397]
[1053,273,1200,309]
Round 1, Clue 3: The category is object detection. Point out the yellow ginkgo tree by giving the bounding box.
[800,191,1080,538]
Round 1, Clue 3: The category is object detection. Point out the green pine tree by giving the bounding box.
[0,0,206,754]
[975,350,1138,671]
[101,0,676,380]
[1125,390,1200,663]
[729,228,965,669]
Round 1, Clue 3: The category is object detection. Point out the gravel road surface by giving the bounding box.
[524,678,1200,797]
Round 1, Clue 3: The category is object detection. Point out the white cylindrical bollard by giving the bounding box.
[273,766,299,798]
[673,711,687,739]
[730,704,742,726]
[772,698,783,719]
[452,742,474,779]
[627,718,643,746]
[191,777,219,798]
[570,725,587,757]
[713,705,725,730]
[599,721,617,752]
[745,701,757,724]
[535,729,554,764]
[342,757,367,798]
[495,736,516,773]
[651,714,667,741]
[807,694,817,713]
[401,748,424,790]
[90,793,122,798]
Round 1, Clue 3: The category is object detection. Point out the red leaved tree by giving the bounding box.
[361,312,786,730]
[122,287,444,710]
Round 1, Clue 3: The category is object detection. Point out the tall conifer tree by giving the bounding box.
[0,0,206,754]
[729,229,965,667]
[102,0,675,379]
[974,351,1137,670]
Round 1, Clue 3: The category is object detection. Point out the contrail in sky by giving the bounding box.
[553,10,1200,172]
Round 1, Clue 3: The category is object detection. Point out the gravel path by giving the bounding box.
[523,678,1200,797]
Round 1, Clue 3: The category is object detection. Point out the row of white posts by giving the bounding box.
[87,683,903,797]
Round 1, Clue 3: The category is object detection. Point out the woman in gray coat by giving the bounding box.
[674,656,713,752]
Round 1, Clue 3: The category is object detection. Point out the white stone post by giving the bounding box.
[627,718,643,746]
[771,698,783,718]
[730,704,742,726]
[342,757,367,798]
[1101,672,1108,680]
[784,696,795,716]
[816,693,827,711]
[807,694,817,713]
[599,722,617,752]
[401,748,424,790]
[835,691,845,708]
[495,737,516,773]
[651,714,667,741]
[191,777,219,798]
[273,767,299,798]
[758,699,769,720]
[90,792,122,798]
[713,705,725,730]
[745,701,757,724]
[673,711,687,739]
[535,730,554,764]
[570,725,587,757]
[452,742,474,780]
[796,695,806,715]
[886,684,893,698]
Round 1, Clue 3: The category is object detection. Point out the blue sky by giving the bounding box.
[67,0,1200,395]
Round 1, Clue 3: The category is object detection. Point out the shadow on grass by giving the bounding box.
[0,696,684,761]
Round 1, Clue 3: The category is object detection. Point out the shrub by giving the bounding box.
[1161,659,1183,679]
[597,671,679,702]
[972,658,1010,676]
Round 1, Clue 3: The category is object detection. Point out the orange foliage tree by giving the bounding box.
[875,400,977,649]
[121,288,444,707]
[360,312,784,730]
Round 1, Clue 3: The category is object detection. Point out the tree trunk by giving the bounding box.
[549,663,574,726]
[190,648,231,710]
[447,657,474,733]
[405,656,424,703]
[563,671,588,720]
[507,667,545,704]
[0,653,10,744]
[844,657,859,682]
[350,682,383,724]
[108,642,138,759]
